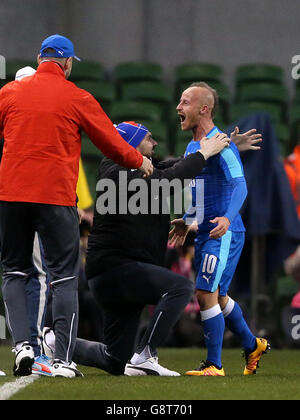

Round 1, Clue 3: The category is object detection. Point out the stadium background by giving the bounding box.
[1,0,300,349]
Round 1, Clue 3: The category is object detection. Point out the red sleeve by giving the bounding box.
[0,89,4,139]
[76,90,143,169]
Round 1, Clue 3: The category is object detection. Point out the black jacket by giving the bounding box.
[85,152,206,279]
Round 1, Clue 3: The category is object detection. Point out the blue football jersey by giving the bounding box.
[184,126,246,233]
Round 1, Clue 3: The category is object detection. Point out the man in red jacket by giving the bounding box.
[0,34,152,378]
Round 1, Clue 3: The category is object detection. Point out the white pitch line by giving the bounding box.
[0,375,39,400]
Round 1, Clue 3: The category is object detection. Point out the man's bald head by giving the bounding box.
[188,82,219,118]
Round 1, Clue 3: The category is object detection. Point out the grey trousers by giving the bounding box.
[0,202,80,363]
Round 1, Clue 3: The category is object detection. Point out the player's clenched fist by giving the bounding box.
[199,133,230,160]
[139,156,154,177]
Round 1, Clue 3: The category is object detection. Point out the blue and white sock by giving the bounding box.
[222,297,256,353]
[201,305,225,369]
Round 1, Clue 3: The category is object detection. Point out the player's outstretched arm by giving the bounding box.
[231,126,262,152]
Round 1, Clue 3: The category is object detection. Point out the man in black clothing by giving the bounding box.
[44,121,228,377]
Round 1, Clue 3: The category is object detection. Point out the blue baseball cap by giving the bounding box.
[116,121,149,149]
[40,34,80,61]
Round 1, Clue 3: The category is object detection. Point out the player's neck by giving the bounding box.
[193,119,215,141]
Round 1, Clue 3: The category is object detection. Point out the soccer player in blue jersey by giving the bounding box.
[169,82,269,376]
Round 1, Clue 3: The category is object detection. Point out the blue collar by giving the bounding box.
[206,126,219,138]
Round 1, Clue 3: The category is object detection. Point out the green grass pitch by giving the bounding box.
[0,346,300,400]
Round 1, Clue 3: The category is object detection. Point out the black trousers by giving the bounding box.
[73,261,194,374]
[0,201,80,362]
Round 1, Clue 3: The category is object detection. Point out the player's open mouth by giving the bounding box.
[178,114,186,123]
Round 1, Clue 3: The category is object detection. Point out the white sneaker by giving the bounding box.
[52,360,84,378]
[41,328,55,362]
[124,357,180,376]
[13,343,35,377]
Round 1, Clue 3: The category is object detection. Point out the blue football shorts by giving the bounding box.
[194,230,245,296]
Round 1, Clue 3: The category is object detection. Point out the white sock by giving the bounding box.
[222,297,235,318]
[130,345,153,365]
[200,304,222,321]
